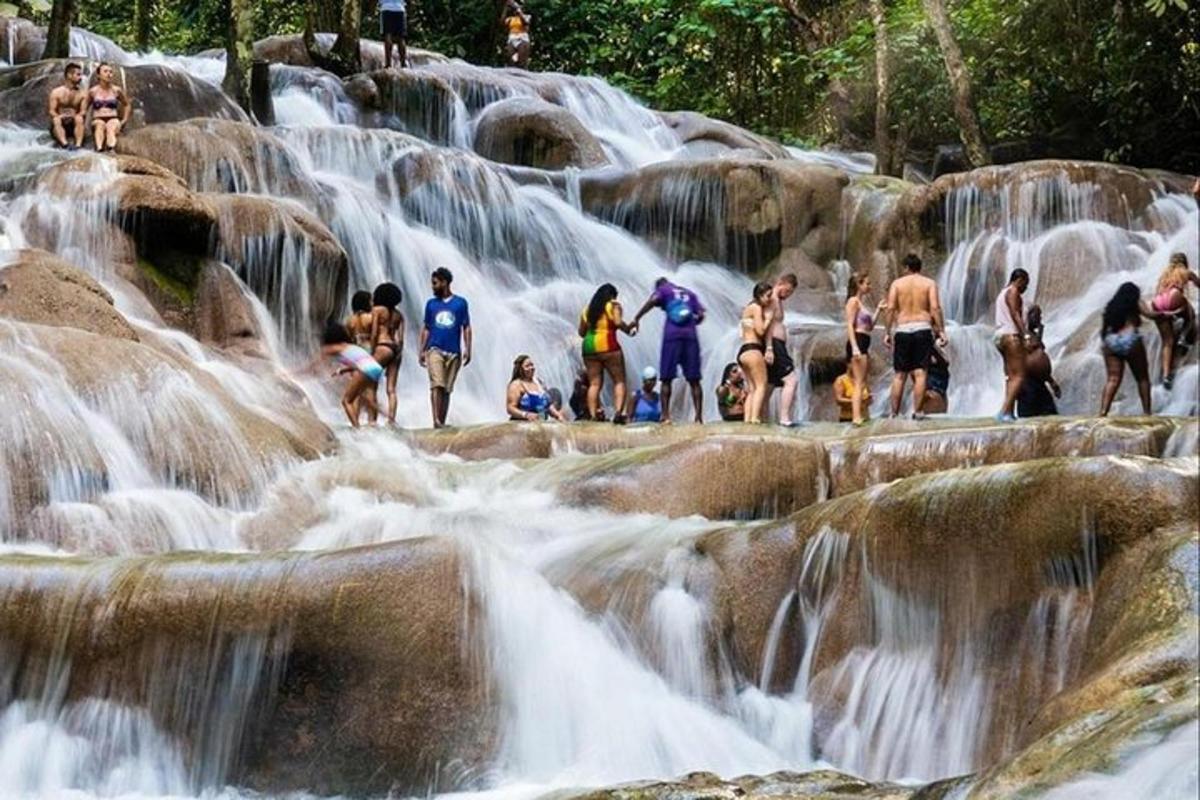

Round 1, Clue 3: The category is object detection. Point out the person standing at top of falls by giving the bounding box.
[86,63,131,153]
[380,0,409,69]
[764,273,801,427]
[579,283,635,424]
[371,282,405,426]
[1016,305,1061,418]
[1099,282,1163,417]
[419,268,471,428]
[47,62,86,150]
[502,0,532,68]
[630,277,706,424]
[1150,253,1199,390]
[844,271,885,427]
[737,281,775,425]
[318,320,382,428]
[993,268,1032,423]
[883,254,946,419]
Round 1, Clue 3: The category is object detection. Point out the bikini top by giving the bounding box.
[92,95,119,111]
[855,309,874,330]
[515,382,550,415]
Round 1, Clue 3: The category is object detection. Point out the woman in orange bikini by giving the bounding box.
[502,1,532,68]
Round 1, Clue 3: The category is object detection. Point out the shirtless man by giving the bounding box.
[764,273,800,426]
[883,254,946,418]
[48,63,86,149]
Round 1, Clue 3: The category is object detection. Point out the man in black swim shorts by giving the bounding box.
[883,254,947,418]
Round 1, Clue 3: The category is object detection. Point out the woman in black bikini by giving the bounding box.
[87,63,130,152]
[737,281,775,424]
[370,282,405,425]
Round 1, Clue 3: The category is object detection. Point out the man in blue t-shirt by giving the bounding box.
[630,277,706,424]
[419,267,472,428]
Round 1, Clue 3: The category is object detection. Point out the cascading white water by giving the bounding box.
[0,32,1197,800]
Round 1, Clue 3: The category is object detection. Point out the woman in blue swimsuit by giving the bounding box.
[507,355,566,421]
[626,366,663,423]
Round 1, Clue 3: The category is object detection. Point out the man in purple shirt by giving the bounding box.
[631,277,706,423]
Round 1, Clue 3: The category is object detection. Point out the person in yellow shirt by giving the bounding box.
[834,368,871,424]
[502,0,532,67]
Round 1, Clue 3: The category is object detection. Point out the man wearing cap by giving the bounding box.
[626,366,663,423]
[630,277,706,423]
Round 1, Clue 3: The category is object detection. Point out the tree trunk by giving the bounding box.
[870,0,893,175]
[922,0,990,167]
[42,0,77,60]
[134,0,153,52]
[223,0,254,115]
[328,0,362,75]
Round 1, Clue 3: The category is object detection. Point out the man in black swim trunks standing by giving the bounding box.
[764,273,800,426]
[883,254,947,418]
[380,0,408,69]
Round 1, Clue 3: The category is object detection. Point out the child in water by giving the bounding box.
[320,320,382,428]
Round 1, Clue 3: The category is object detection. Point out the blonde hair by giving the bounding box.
[1156,253,1191,294]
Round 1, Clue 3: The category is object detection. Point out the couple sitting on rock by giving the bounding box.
[48,61,131,152]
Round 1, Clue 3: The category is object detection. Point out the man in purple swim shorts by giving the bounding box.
[631,277,706,424]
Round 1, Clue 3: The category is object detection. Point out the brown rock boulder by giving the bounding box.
[360,68,462,144]
[36,154,219,264]
[249,33,448,71]
[116,119,316,199]
[557,435,828,519]
[0,321,334,534]
[0,537,494,796]
[580,159,848,272]
[701,455,1197,773]
[208,193,350,337]
[875,160,1186,285]
[0,19,131,65]
[659,110,792,160]
[473,96,608,170]
[0,249,138,341]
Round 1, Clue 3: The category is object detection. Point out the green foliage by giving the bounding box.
[48,0,1200,172]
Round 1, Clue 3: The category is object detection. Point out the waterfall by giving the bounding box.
[0,27,1196,800]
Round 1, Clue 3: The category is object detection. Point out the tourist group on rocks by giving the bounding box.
[320,246,1199,430]
[38,12,1197,433]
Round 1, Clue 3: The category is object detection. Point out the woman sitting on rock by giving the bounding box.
[507,354,565,421]
[715,362,748,422]
[87,62,130,152]
[626,366,662,424]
